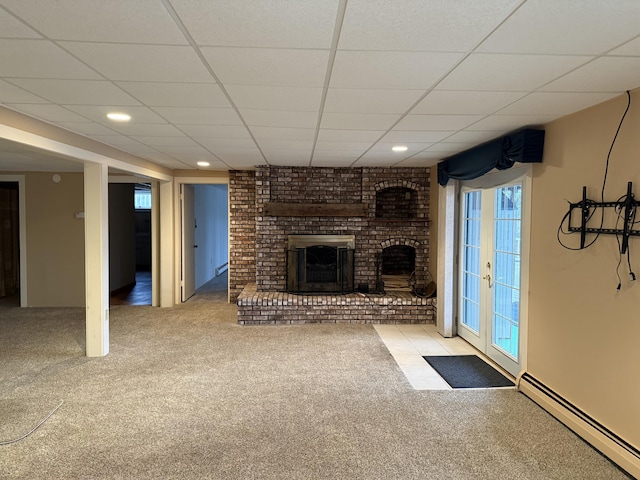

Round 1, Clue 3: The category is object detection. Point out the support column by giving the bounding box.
[437,180,458,338]
[159,180,174,307]
[84,162,109,356]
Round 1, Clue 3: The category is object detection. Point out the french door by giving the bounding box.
[458,170,529,377]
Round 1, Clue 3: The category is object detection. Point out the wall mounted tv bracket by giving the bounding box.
[567,181,639,252]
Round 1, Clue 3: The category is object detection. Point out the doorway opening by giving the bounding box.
[180,183,229,303]
[457,169,531,377]
[0,182,20,307]
[109,182,152,306]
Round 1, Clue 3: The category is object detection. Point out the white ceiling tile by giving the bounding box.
[122,145,191,167]
[0,80,45,103]
[130,136,199,147]
[65,105,167,124]
[404,152,453,163]
[98,123,186,137]
[437,53,592,91]
[5,104,89,122]
[381,130,455,143]
[240,109,318,128]
[89,135,145,148]
[413,91,526,115]
[264,152,312,165]
[0,39,101,79]
[324,88,424,114]
[0,8,41,38]
[320,112,399,130]
[317,129,385,142]
[195,138,259,150]
[150,145,217,161]
[211,148,266,165]
[443,131,503,144]
[55,122,119,136]
[8,79,140,106]
[152,107,242,125]
[193,160,229,170]
[478,1,640,55]
[468,114,556,132]
[202,47,329,87]
[314,141,371,152]
[609,37,640,56]
[425,143,473,155]
[116,82,230,108]
[340,0,520,51]
[258,140,314,151]
[352,153,407,167]
[249,127,316,141]
[395,115,484,131]
[331,51,463,89]
[176,125,251,138]
[498,92,618,115]
[1,0,187,44]
[312,149,366,158]
[60,43,212,82]
[310,157,359,167]
[367,143,434,155]
[540,57,640,93]
[395,157,440,168]
[225,85,323,111]
[171,0,339,48]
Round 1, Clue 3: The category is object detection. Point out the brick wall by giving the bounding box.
[228,170,256,301]
[229,166,431,298]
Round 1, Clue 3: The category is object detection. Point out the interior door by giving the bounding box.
[181,184,196,302]
[458,174,527,377]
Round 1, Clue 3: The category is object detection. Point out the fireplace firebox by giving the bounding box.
[287,235,355,294]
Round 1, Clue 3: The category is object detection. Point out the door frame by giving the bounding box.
[173,173,230,305]
[455,166,532,377]
[180,184,197,302]
[0,175,27,307]
[437,164,533,371]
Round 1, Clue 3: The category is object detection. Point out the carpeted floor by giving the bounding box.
[0,297,631,479]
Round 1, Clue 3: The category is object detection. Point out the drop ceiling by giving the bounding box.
[1,0,640,173]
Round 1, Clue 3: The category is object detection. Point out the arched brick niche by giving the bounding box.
[379,238,421,291]
[374,180,422,220]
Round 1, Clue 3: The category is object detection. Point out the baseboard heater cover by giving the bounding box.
[518,372,639,478]
[215,262,228,277]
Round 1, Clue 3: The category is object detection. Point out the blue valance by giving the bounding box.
[437,128,545,186]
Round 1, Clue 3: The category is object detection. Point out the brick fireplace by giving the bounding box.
[230,166,435,325]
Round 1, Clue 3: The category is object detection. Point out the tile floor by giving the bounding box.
[373,323,516,390]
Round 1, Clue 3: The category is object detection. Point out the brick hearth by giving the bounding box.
[237,284,435,325]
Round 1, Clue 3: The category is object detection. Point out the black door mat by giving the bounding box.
[423,355,515,389]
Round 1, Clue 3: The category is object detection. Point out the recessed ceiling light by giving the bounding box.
[392,145,408,152]
[197,161,210,167]
[106,112,131,122]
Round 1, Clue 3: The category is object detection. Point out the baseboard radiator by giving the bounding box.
[215,262,228,277]
[518,372,639,478]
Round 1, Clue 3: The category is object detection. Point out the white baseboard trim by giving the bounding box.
[518,372,639,479]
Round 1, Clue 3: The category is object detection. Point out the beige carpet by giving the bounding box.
[0,299,631,480]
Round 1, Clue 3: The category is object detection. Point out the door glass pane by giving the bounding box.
[461,191,481,333]
[492,185,521,359]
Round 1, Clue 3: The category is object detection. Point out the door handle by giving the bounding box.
[482,273,492,288]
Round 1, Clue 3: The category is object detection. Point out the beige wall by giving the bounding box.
[529,90,640,449]
[25,172,85,306]
[429,167,438,281]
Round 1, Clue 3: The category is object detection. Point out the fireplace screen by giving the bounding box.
[287,237,354,294]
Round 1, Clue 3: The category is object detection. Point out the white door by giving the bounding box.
[181,184,196,302]
[458,171,529,377]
